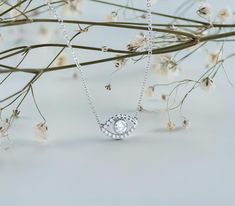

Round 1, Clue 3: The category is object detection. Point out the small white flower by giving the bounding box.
[145,87,155,97]
[106,11,118,22]
[35,122,48,142]
[152,55,179,77]
[182,119,191,129]
[197,2,212,20]
[127,32,147,52]
[167,121,176,131]
[200,77,216,91]
[218,7,232,23]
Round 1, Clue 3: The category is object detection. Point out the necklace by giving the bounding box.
[46,0,153,140]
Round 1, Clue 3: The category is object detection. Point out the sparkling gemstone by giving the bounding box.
[114,119,128,134]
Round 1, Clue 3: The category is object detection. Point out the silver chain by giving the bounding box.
[135,0,153,118]
[46,0,153,127]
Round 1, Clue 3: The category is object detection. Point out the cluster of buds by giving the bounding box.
[166,119,191,131]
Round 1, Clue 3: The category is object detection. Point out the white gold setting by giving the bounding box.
[100,114,138,140]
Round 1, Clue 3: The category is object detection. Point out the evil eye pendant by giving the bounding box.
[100,114,138,140]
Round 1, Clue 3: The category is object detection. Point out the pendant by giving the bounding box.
[100,114,138,140]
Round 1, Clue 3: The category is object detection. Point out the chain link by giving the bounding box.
[135,0,153,118]
[47,1,101,126]
[46,0,153,126]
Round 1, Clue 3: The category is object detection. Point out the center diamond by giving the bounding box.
[114,119,128,134]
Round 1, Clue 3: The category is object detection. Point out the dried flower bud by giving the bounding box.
[200,77,215,91]
[182,119,191,129]
[55,54,69,67]
[161,94,169,101]
[105,84,112,91]
[35,122,48,142]
[197,2,212,20]
[145,87,155,97]
[218,8,232,23]
[0,120,10,150]
[13,109,20,118]
[0,119,8,134]
[114,56,127,69]
[167,121,176,131]
[127,32,147,52]
[138,105,144,112]
[207,51,222,66]
[140,13,147,19]
[106,11,118,22]
[101,46,109,52]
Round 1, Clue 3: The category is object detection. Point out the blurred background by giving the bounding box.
[0,0,235,205]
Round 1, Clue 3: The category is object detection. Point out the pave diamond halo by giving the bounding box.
[100,114,138,140]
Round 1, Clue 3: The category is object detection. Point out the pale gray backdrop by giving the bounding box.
[0,0,235,205]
